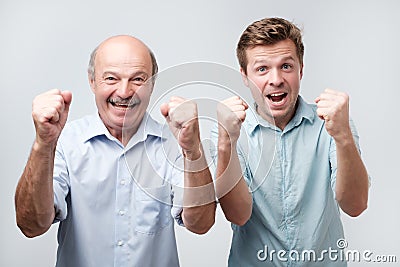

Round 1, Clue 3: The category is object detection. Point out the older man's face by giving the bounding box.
[89,36,154,142]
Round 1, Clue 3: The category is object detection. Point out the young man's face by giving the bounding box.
[241,39,303,130]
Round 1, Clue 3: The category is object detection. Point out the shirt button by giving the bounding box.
[119,210,126,216]
[117,240,124,246]
[120,179,126,185]
[286,219,292,224]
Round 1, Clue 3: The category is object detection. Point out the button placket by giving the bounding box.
[114,154,132,265]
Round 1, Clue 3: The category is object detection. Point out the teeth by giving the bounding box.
[270,93,285,97]
[109,98,140,108]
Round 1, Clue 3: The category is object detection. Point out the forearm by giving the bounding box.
[216,138,252,226]
[15,141,56,237]
[182,146,216,234]
[335,137,369,217]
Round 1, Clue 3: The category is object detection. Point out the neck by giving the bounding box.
[104,122,141,147]
[256,100,298,131]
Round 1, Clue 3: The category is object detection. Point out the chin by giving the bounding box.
[125,112,145,126]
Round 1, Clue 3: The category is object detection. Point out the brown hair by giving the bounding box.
[237,17,304,74]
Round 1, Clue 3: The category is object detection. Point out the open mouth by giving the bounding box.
[267,93,288,103]
[108,98,140,109]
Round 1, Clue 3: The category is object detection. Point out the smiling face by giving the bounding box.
[241,39,303,130]
[88,36,154,144]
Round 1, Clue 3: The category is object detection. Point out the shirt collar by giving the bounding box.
[288,95,315,130]
[246,95,316,134]
[125,113,165,149]
[81,113,110,143]
[81,112,165,144]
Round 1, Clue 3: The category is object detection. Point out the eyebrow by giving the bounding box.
[102,70,149,78]
[102,71,117,77]
[281,56,296,62]
[253,56,296,65]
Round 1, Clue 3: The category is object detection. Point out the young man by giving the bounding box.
[15,35,216,267]
[214,17,369,266]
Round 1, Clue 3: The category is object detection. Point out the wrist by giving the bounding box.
[182,146,202,161]
[218,124,239,146]
[334,135,355,148]
[183,148,209,173]
[218,135,237,152]
[332,128,354,147]
[33,139,57,153]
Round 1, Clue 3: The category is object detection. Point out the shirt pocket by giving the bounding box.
[134,185,173,235]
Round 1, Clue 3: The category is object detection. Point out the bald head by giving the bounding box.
[88,35,158,82]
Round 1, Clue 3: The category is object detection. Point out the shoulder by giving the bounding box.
[63,114,93,133]
[59,114,98,143]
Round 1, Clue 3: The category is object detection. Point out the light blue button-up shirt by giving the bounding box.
[212,96,362,267]
[53,113,184,267]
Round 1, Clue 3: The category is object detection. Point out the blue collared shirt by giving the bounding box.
[53,113,184,267]
[212,96,362,266]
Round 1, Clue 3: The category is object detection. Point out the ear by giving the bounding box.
[300,64,304,80]
[240,67,249,87]
[88,72,96,93]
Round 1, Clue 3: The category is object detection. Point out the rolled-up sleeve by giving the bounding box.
[170,152,184,226]
[53,143,70,223]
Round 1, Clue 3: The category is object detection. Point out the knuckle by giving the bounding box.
[48,106,57,114]
[50,88,61,94]
[338,92,348,100]
[53,101,62,110]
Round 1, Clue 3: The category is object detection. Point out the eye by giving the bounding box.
[104,76,118,84]
[257,66,267,73]
[131,76,147,85]
[282,64,292,70]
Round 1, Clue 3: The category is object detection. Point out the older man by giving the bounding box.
[15,35,216,267]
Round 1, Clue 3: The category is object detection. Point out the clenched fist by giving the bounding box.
[217,96,248,143]
[315,88,351,142]
[160,96,201,160]
[32,89,72,146]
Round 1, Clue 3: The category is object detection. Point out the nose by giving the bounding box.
[117,80,133,99]
[268,68,284,87]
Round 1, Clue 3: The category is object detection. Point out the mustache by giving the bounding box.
[107,97,141,106]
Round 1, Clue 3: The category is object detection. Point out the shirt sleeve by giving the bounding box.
[329,118,370,193]
[209,124,219,180]
[236,141,251,185]
[170,151,185,226]
[53,142,70,223]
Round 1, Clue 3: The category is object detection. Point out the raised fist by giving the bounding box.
[315,88,351,142]
[32,89,72,146]
[217,96,248,143]
[160,96,201,160]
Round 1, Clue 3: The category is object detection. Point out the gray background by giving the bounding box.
[1,0,399,266]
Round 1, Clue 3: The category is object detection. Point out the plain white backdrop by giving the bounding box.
[1,0,399,266]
